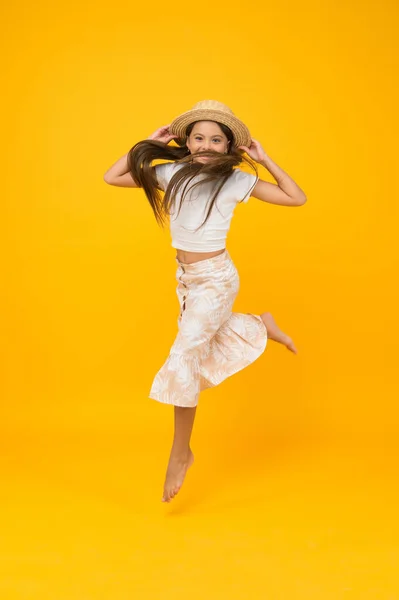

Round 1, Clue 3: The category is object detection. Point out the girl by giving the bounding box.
[104,100,306,503]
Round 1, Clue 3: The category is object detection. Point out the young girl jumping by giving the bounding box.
[104,100,307,503]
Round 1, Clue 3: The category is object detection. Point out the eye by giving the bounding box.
[194,136,222,142]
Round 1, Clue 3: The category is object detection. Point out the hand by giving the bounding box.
[238,138,267,163]
[148,124,179,144]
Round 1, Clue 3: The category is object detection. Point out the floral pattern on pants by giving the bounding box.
[149,249,267,407]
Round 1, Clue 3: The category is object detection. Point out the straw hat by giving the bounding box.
[170,100,252,148]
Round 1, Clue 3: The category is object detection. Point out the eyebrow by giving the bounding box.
[193,133,223,138]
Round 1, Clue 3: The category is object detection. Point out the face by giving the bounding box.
[186,121,230,162]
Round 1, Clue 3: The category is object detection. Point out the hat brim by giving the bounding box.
[170,109,251,148]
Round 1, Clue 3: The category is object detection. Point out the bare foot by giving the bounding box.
[162,448,194,503]
[260,312,298,354]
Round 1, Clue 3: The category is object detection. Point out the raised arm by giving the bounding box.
[103,153,138,187]
[239,139,307,207]
[103,124,178,188]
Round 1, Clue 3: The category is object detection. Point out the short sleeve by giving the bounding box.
[233,168,259,203]
[154,162,177,192]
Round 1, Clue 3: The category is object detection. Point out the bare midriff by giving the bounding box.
[175,248,226,265]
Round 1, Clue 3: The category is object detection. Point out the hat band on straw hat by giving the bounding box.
[170,100,252,148]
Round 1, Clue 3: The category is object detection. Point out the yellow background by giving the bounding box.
[2,0,399,598]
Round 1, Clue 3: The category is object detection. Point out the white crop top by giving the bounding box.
[155,161,259,252]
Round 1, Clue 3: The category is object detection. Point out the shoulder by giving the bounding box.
[153,161,182,191]
[231,167,258,184]
[154,161,180,178]
[228,167,259,203]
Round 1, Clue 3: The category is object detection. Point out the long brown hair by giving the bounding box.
[127,121,258,231]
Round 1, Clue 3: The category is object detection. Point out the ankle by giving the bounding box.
[170,445,191,461]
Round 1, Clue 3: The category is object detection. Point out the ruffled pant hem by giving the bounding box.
[149,313,267,408]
